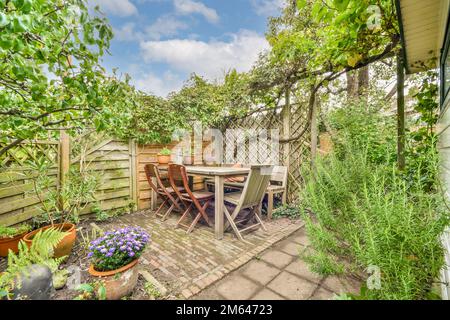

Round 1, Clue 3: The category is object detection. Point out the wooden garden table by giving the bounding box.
[151,165,250,240]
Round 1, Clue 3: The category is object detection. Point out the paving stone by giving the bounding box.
[241,261,281,285]
[285,258,323,284]
[276,240,305,256]
[217,275,260,300]
[291,229,310,246]
[322,276,361,295]
[260,250,293,269]
[309,287,335,300]
[267,271,317,300]
[251,289,285,300]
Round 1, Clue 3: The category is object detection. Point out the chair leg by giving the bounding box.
[282,190,287,205]
[155,198,168,216]
[223,206,244,241]
[176,204,192,228]
[161,203,175,221]
[254,208,268,232]
[186,213,202,233]
[267,191,274,220]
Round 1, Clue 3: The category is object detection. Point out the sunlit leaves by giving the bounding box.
[0,0,137,150]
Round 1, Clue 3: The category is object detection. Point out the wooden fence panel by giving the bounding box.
[0,141,59,226]
[74,139,134,216]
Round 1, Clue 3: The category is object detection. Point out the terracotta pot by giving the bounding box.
[157,154,171,164]
[88,259,139,300]
[23,223,76,258]
[0,232,27,257]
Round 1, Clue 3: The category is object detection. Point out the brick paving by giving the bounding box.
[193,227,362,300]
[100,210,304,298]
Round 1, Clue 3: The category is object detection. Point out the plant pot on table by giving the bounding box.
[157,154,171,165]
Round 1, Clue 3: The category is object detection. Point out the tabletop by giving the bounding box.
[184,166,250,177]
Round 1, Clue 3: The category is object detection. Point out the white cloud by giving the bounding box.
[91,0,138,17]
[251,0,285,16]
[114,22,140,41]
[174,0,219,24]
[145,16,189,40]
[114,16,188,42]
[134,71,184,97]
[139,30,269,80]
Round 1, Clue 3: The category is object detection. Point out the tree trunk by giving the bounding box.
[358,66,369,101]
[397,51,405,170]
[346,71,359,100]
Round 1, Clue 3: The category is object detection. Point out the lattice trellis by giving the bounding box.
[224,103,311,202]
[0,141,59,170]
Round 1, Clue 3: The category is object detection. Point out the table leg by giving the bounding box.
[150,177,158,210]
[214,175,224,239]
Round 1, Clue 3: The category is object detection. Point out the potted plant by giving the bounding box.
[0,224,31,257]
[0,228,68,300]
[23,156,98,258]
[87,227,150,300]
[157,147,172,164]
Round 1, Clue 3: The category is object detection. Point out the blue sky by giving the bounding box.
[89,0,284,97]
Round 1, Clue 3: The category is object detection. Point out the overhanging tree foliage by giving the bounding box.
[0,0,138,156]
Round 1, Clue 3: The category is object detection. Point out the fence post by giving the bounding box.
[282,89,291,201]
[58,130,70,211]
[310,95,318,168]
[129,139,138,210]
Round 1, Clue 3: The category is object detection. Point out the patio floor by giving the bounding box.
[193,227,361,300]
[100,209,304,298]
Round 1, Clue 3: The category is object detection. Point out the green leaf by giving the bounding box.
[0,12,9,28]
[77,284,94,293]
[334,0,350,11]
[297,0,307,9]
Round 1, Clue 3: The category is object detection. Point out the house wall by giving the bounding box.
[438,96,450,300]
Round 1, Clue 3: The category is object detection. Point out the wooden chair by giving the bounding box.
[266,166,288,219]
[223,165,273,241]
[168,164,214,233]
[207,165,288,219]
[144,164,184,221]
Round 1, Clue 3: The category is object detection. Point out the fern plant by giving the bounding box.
[0,228,68,299]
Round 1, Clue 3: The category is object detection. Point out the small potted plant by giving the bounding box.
[0,224,31,257]
[157,147,172,164]
[87,227,150,300]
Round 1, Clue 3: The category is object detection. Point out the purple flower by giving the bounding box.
[128,252,135,257]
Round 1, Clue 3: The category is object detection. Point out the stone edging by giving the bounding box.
[179,221,305,299]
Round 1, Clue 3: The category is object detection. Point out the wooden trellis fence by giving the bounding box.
[224,100,312,202]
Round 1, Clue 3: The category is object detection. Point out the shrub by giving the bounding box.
[272,204,301,219]
[300,136,449,299]
[88,227,150,271]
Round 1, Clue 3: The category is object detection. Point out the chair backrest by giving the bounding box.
[270,166,288,187]
[168,164,194,200]
[144,164,159,192]
[236,165,273,211]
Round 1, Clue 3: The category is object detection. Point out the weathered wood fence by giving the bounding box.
[0,133,208,226]
[1,97,314,226]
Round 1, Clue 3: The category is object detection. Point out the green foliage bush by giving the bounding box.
[300,89,449,299]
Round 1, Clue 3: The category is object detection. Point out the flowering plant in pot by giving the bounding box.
[0,224,31,257]
[87,227,150,300]
[157,147,172,164]
[23,156,98,258]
